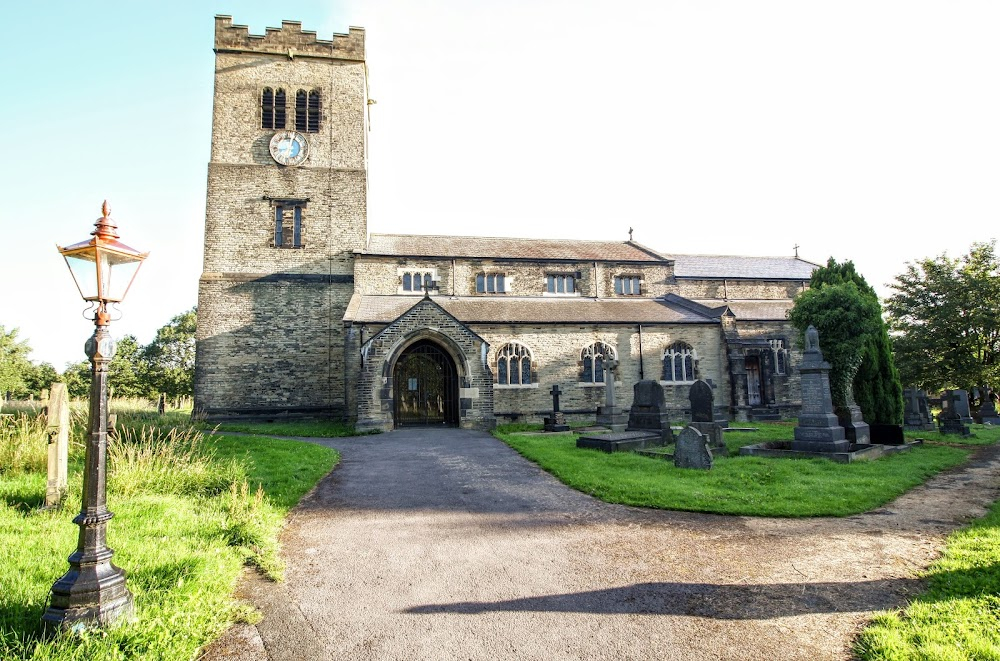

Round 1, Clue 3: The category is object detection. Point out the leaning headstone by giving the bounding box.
[595,359,627,432]
[674,426,713,469]
[44,383,70,508]
[974,388,1000,425]
[792,326,849,453]
[543,384,570,432]
[903,388,936,430]
[938,390,971,436]
[626,380,672,444]
[942,389,973,424]
[688,380,728,457]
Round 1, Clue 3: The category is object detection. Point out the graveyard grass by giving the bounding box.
[0,401,338,661]
[201,419,365,438]
[855,497,1000,660]
[494,422,976,517]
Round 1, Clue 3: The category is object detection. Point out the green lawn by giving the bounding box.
[204,419,366,438]
[0,420,338,660]
[494,423,972,517]
[855,498,1000,660]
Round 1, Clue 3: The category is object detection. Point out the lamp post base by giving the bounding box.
[42,552,133,630]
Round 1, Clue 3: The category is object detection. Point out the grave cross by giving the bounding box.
[422,278,437,298]
[549,384,562,413]
[603,358,620,409]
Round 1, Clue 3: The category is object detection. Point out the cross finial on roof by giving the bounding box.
[628,227,634,241]
[793,243,800,258]
[422,278,436,299]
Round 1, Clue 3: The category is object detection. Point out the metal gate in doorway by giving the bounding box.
[392,340,459,427]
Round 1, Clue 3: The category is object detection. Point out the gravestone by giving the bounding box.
[595,359,627,432]
[974,388,1000,425]
[674,426,713,469]
[938,390,971,436]
[941,389,973,424]
[626,380,672,444]
[44,383,70,508]
[543,384,570,432]
[792,326,849,453]
[688,380,728,456]
[157,393,166,415]
[870,423,906,445]
[903,388,936,430]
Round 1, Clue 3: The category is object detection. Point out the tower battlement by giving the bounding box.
[214,15,365,61]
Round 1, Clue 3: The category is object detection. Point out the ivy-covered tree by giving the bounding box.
[788,280,883,414]
[800,258,904,425]
[886,241,1000,401]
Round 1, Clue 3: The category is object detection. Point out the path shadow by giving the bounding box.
[404,577,933,619]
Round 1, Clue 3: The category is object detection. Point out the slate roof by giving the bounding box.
[362,234,669,263]
[693,299,795,321]
[344,294,718,325]
[667,255,818,280]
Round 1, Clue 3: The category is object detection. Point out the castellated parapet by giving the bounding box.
[214,15,365,60]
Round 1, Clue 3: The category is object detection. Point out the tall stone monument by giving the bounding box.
[596,359,627,432]
[938,390,971,436]
[941,389,974,424]
[792,326,849,453]
[903,388,935,431]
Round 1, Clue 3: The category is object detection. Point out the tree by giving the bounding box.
[108,335,153,399]
[886,241,1000,401]
[24,362,61,397]
[798,258,904,425]
[788,280,884,415]
[0,326,33,396]
[62,361,92,400]
[143,308,196,399]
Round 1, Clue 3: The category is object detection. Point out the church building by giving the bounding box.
[194,17,818,430]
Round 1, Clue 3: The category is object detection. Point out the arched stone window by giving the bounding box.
[296,89,322,132]
[261,88,287,129]
[581,342,617,383]
[769,338,787,375]
[662,342,697,382]
[496,342,532,386]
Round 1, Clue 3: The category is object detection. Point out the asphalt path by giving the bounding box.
[203,428,1000,660]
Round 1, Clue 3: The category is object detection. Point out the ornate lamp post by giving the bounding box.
[42,201,148,630]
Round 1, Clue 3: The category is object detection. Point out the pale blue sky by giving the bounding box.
[3,1,999,369]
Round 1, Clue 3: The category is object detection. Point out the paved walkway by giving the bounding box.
[204,428,1000,660]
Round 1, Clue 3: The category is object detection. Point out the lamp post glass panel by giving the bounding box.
[43,201,147,630]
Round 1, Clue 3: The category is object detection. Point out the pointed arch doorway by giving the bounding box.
[392,339,459,427]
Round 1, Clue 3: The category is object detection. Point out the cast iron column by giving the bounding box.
[42,308,133,629]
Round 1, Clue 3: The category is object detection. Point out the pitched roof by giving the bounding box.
[344,294,718,325]
[362,234,668,263]
[692,299,795,321]
[667,255,818,280]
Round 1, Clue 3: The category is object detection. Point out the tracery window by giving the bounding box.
[769,339,787,375]
[295,89,322,132]
[614,275,641,295]
[581,342,617,383]
[476,273,507,294]
[261,88,287,129]
[496,343,532,386]
[662,342,697,382]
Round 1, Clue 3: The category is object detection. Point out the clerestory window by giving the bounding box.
[261,88,287,129]
[400,270,436,294]
[662,342,697,382]
[476,273,507,294]
[614,275,641,295]
[546,274,576,295]
[496,342,533,386]
[581,342,617,383]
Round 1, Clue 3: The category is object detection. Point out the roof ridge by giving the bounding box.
[369,232,641,245]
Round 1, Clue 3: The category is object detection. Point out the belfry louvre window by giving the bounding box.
[581,342,617,383]
[496,343,532,386]
[261,88,287,129]
[476,273,506,294]
[272,201,304,248]
[295,89,321,133]
[546,274,576,294]
[615,275,641,295]
[662,342,696,382]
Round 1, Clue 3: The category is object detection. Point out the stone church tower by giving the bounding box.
[194,16,368,419]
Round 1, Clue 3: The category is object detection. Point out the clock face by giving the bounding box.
[268,131,308,166]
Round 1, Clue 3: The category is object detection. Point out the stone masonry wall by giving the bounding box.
[676,279,808,300]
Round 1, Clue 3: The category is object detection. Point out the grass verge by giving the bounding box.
[0,426,337,660]
[494,423,971,517]
[204,420,366,438]
[855,498,1000,660]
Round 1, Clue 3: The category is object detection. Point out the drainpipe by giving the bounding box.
[638,323,645,380]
